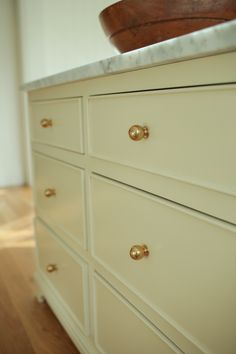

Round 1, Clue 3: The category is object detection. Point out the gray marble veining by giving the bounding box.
[22,20,236,91]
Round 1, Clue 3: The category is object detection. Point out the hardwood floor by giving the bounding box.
[0,187,80,354]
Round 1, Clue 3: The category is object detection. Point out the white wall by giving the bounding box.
[17,0,117,83]
[0,0,26,187]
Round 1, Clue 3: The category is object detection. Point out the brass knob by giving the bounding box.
[44,188,56,197]
[129,244,149,260]
[46,264,57,273]
[40,118,52,128]
[128,125,149,141]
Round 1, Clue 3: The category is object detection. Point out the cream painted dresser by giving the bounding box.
[25,22,236,354]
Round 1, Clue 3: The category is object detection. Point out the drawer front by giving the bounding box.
[35,219,89,333]
[31,99,83,153]
[88,86,236,197]
[34,154,85,248]
[90,175,236,354]
[93,274,181,354]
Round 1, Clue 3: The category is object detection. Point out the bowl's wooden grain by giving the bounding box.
[99,0,236,52]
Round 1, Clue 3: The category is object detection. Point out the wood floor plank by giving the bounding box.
[0,266,35,354]
[0,187,80,354]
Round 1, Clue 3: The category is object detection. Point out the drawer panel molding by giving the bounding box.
[90,175,236,354]
[93,273,183,354]
[88,85,236,200]
[31,98,84,153]
[34,153,86,249]
[35,219,90,335]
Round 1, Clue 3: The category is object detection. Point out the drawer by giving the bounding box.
[93,273,181,354]
[90,175,236,354]
[31,98,83,153]
[34,154,86,248]
[88,86,236,199]
[35,219,89,334]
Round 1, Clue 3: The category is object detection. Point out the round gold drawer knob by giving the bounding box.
[129,244,149,260]
[46,264,57,273]
[44,188,56,197]
[128,125,149,141]
[40,118,52,128]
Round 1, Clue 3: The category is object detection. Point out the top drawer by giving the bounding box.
[88,85,236,198]
[31,98,83,153]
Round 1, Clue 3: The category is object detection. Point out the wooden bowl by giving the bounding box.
[99,0,236,52]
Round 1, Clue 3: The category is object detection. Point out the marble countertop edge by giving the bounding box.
[21,20,236,91]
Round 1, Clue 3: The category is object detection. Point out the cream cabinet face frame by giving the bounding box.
[28,51,236,354]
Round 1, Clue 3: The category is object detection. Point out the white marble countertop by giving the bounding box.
[22,20,236,91]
